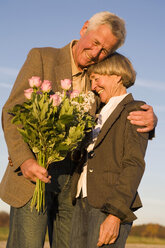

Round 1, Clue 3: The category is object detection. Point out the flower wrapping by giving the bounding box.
[9,77,95,212]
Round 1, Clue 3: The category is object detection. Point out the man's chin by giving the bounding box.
[79,60,95,69]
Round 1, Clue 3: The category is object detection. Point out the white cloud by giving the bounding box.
[0,82,12,89]
[136,78,165,91]
[0,66,18,77]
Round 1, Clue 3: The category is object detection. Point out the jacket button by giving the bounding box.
[89,169,93,173]
[8,157,13,167]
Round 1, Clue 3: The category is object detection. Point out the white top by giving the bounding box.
[76,93,129,198]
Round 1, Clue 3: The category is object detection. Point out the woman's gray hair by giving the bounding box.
[87,11,126,52]
[88,52,136,88]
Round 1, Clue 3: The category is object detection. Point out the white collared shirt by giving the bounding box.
[76,93,129,198]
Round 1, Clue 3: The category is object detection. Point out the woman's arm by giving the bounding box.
[97,214,120,246]
[101,106,149,223]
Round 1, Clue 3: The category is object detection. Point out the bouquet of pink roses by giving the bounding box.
[9,76,95,212]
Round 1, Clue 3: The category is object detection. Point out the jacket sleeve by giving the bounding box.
[2,48,43,170]
[101,106,149,223]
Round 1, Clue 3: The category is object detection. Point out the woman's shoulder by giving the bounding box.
[124,98,146,113]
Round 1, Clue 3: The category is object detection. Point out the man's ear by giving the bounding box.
[80,20,89,37]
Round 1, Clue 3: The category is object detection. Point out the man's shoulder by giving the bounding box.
[30,43,70,55]
[27,43,71,63]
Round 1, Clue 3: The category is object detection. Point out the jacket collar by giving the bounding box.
[94,93,134,148]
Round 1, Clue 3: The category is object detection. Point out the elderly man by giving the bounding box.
[0,11,156,248]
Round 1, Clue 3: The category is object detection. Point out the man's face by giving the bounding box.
[73,22,118,71]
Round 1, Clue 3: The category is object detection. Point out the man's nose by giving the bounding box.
[91,46,102,59]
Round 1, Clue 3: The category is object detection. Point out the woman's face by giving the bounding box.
[90,73,122,104]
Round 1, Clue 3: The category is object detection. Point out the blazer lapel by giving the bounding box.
[94,94,134,148]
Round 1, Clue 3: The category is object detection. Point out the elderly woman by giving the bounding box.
[70,52,149,248]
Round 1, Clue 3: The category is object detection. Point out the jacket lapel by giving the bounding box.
[94,94,134,148]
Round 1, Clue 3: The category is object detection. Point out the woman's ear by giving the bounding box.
[116,75,122,83]
[80,21,89,37]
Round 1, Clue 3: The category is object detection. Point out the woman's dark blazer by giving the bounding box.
[71,93,149,223]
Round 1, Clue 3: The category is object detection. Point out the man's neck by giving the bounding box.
[72,42,83,72]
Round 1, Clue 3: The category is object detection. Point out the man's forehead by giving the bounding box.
[90,25,117,49]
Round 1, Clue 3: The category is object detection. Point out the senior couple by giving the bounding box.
[0,11,156,248]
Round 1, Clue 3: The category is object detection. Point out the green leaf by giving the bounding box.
[40,101,49,121]
[47,153,65,164]
[26,120,38,130]
[59,99,73,117]
[23,102,33,110]
[32,102,39,119]
[11,116,22,125]
[68,125,84,143]
[59,114,74,124]
[17,128,30,143]
[38,95,45,110]
[32,147,40,153]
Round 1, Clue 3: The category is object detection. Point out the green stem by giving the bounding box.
[30,151,46,213]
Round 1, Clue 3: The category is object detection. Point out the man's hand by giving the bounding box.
[97,214,120,247]
[127,104,158,133]
[20,158,51,183]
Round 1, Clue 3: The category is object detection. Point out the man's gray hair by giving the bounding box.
[87,11,126,52]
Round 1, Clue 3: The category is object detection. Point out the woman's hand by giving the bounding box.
[97,214,120,246]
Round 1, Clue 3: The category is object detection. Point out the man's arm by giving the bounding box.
[8,157,51,183]
[2,48,43,171]
[127,104,157,133]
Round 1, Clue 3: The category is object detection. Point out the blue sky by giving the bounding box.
[0,0,165,226]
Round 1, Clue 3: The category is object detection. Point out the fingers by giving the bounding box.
[140,104,152,111]
[127,104,156,132]
[20,158,51,183]
[97,230,118,246]
[127,118,147,126]
[136,127,151,133]
[128,110,146,117]
[97,215,120,246]
[35,169,51,183]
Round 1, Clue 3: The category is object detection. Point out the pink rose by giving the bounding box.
[24,88,33,99]
[28,76,42,88]
[50,94,62,106]
[61,79,72,90]
[70,90,80,99]
[41,80,52,92]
